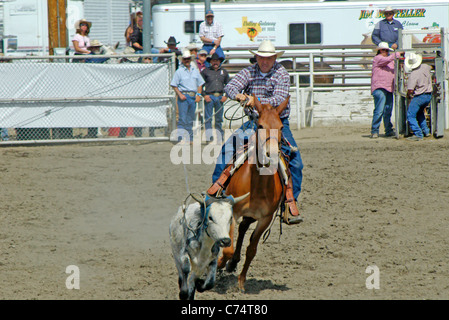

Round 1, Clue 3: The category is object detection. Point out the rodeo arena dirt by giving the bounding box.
[1,124,449,301]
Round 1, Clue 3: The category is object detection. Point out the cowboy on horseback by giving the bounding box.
[207,40,304,225]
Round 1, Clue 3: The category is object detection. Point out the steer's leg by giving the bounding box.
[177,250,191,300]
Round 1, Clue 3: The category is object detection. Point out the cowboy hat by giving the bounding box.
[74,19,92,29]
[186,43,200,51]
[178,50,193,60]
[88,40,102,48]
[404,52,423,70]
[381,6,398,14]
[164,36,180,45]
[206,53,224,63]
[249,40,284,58]
[376,42,394,51]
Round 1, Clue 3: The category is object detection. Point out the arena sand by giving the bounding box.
[1,126,448,300]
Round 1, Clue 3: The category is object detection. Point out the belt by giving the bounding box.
[181,91,196,97]
[206,92,224,97]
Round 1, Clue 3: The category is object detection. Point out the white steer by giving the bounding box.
[169,192,249,300]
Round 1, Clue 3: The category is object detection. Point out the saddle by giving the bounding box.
[206,136,300,220]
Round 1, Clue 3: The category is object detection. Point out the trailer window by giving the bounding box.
[289,23,322,45]
[184,21,204,34]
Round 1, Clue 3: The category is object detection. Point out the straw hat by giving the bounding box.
[88,40,102,48]
[376,42,394,51]
[74,19,92,29]
[186,43,200,51]
[404,52,423,70]
[381,6,397,14]
[249,40,284,58]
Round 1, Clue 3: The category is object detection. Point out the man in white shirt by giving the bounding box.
[199,9,225,61]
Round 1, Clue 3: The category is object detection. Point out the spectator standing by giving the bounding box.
[199,10,225,60]
[171,50,205,143]
[370,42,402,138]
[405,53,433,141]
[201,53,229,143]
[72,19,92,63]
[196,49,208,72]
[371,6,403,50]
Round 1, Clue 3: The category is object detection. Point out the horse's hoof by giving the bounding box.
[226,260,238,273]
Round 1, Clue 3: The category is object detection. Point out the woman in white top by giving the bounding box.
[72,19,92,62]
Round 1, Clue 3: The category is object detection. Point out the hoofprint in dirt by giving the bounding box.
[1,126,448,299]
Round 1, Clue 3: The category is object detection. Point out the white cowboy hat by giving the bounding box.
[376,42,394,51]
[404,52,423,70]
[178,49,193,60]
[74,19,92,29]
[249,40,284,58]
[381,6,398,14]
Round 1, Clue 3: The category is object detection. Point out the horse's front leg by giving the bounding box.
[227,217,255,272]
[238,217,271,292]
[217,217,235,269]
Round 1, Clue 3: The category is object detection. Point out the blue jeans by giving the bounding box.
[204,95,224,142]
[176,95,197,141]
[371,89,394,135]
[202,44,225,67]
[407,93,431,138]
[212,118,303,199]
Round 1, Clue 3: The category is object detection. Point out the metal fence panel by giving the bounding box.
[0,55,176,142]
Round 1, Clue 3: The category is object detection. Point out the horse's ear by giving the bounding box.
[253,94,263,114]
[276,96,290,115]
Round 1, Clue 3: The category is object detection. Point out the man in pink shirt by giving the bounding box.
[370,42,403,138]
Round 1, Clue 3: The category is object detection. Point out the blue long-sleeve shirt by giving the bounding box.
[371,19,403,47]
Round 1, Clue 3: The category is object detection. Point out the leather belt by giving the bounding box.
[207,92,224,97]
[182,91,196,97]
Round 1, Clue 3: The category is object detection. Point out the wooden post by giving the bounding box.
[47,0,67,55]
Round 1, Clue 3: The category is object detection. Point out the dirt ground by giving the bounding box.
[1,126,449,300]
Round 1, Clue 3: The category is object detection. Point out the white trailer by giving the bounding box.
[152,0,449,49]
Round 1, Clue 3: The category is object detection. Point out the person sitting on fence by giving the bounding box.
[199,10,225,61]
[130,12,144,53]
[85,40,109,64]
[158,36,182,67]
[72,19,92,63]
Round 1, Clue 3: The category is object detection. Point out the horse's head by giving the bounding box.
[253,94,289,170]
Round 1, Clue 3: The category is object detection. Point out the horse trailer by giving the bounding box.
[152,0,449,49]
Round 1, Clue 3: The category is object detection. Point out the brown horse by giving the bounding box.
[217,95,289,292]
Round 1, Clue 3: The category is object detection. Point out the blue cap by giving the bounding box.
[205,9,214,16]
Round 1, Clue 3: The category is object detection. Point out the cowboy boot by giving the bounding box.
[282,177,303,225]
[207,164,232,196]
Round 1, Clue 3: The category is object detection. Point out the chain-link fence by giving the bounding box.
[0,53,177,144]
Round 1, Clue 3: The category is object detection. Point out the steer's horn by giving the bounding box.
[231,192,250,205]
[190,193,205,206]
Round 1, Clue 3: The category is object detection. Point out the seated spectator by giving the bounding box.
[159,36,182,68]
[72,19,92,63]
[85,40,109,64]
[130,12,143,53]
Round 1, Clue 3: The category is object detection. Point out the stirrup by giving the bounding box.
[282,201,303,225]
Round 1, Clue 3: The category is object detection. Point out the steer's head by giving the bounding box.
[192,193,250,248]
